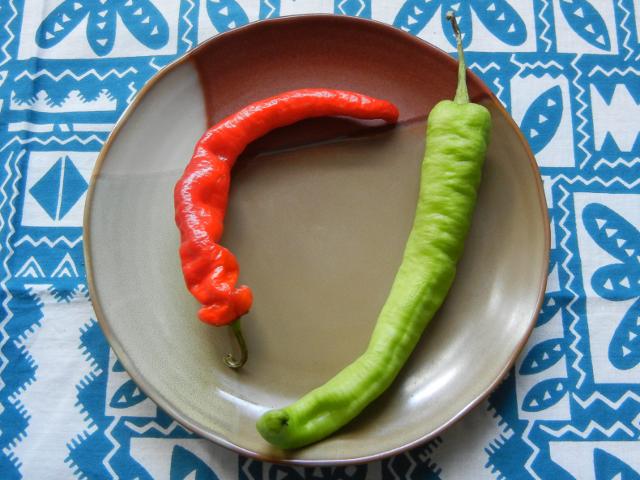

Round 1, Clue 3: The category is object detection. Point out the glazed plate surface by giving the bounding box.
[84,15,549,464]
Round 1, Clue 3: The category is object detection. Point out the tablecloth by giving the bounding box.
[0,0,638,478]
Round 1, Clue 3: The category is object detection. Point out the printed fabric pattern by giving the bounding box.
[0,0,639,478]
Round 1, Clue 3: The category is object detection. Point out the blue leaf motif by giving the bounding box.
[519,339,564,375]
[442,1,472,48]
[559,0,610,50]
[112,359,125,372]
[537,292,565,326]
[592,263,639,301]
[207,0,250,32]
[609,298,640,370]
[583,203,640,264]
[583,203,640,371]
[594,448,640,480]
[170,445,219,480]
[520,85,563,154]
[473,0,527,45]
[109,379,147,408]
[393,0,439,35]
[36,0,88,48]
[118,0,170,50]
[87,5,116,56]
[522,378,567,412]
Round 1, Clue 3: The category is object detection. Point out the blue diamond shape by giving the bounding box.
[338,0,366,16]
[30,156,88,221]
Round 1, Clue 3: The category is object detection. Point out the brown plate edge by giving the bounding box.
[82,14,551,466]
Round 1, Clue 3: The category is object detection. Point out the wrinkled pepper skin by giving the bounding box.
[175,89,399,327]
[256,15,491,449]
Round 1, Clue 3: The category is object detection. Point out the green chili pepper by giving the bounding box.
[256,13,492,449]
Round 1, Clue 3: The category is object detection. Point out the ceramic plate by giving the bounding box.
[84,15,549,464]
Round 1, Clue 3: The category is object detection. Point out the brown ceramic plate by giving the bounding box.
[84,15,549,464]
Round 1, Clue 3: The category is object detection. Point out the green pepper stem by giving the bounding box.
[446,11,469,105]
[223,319,248,369]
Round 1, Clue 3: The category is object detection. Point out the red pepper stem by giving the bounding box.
[223,319,248,369]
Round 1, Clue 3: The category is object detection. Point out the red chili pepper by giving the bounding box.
[174,88,399,368]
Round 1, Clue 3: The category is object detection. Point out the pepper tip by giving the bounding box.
[256,410,292,448]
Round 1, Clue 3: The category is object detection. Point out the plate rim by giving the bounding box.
[83,13,550,465]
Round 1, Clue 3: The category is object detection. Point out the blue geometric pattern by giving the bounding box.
[520,85,563,154]
[29,155,88,221]
[1,0,639,478]
[558,0,611,50]
[206,0,250,32]
[36,0,171,56]
[395,0,528,47]
[583,203,640,370]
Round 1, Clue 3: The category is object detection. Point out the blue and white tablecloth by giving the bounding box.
[0,1,639,478]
